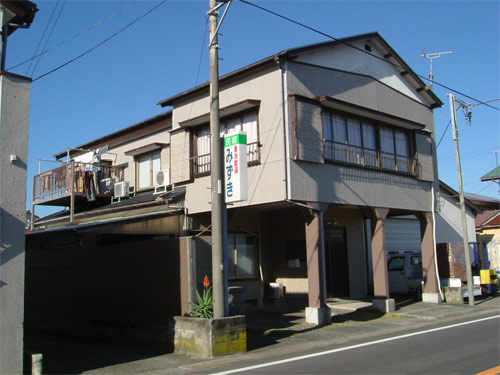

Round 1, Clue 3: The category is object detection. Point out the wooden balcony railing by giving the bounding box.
[33,161,125,203]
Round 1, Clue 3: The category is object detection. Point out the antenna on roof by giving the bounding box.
[420,50,453,88]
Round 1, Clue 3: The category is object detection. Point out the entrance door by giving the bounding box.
[324,227,350,297]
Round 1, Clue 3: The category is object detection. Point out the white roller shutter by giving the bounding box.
[385,217,421,255]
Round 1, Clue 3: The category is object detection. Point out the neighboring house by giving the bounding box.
[466,188,500,271]
[28,32,444,334]
[376,181,481,284]
[476,210,500,271]
[434,181,482,281]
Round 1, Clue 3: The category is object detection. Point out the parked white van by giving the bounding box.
[388,253,423,294]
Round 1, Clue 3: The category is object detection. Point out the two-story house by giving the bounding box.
[28,32,443,334]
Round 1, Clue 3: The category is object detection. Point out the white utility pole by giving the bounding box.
[208,0,232,318]
[448,93,475,306]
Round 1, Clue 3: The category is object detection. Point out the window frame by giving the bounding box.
[227,233,259,280]
[322,109,415,175]
[191,109,261,178]
[135,150,161,191]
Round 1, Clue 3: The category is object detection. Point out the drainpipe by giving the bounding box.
[275,54,291,201]
[431,184,445,301]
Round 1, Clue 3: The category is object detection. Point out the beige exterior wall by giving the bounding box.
[105,130,171,190]
[170,66,287,214]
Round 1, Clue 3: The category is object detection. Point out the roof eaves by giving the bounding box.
[54,110,172,160]
[439,180,482,214]
[157,32,442,109]
[157,52,288,107]
[476,210,500,227]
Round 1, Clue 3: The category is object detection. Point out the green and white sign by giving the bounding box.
[224,132,248,203]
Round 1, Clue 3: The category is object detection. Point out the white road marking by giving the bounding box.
[210,315,500,375]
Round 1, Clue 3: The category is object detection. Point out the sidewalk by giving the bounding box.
[25,296,500,374]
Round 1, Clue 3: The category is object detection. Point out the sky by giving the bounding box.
[5,0,500,216]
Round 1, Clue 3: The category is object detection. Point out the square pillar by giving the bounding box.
[304,203,331,325]
[0,72,32,375]
[370,208,395,312]
[417,212,442,303]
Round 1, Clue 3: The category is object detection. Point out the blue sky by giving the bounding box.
[6,0,499,216]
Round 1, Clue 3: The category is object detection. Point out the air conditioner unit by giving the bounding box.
[154,169,170,194]
[114,181,129,199]
[99,178,114,195]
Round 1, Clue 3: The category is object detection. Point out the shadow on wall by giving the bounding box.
[24,235,182,344]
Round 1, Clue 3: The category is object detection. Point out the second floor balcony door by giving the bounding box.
[138,152,160,190]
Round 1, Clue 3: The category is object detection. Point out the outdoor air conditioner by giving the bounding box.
[154,169,170,194]
[114,181,129,199]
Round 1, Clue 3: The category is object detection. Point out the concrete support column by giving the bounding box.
[370,208,395,312]
[417,212,442,304]
[304,203,331,325]
[179,237,192,316]
[0,72,31,375]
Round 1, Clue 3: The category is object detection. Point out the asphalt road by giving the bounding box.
[209,314,500,375]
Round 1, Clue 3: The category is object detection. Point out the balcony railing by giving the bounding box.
[33,162,125,203]
[191,141,260,178]
[323,140,418,176]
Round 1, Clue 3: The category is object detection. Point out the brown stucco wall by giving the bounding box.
[324,206,368,297]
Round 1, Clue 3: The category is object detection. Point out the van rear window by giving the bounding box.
[388,256,405,271]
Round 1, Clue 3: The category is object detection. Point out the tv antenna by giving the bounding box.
[420,50,453,88]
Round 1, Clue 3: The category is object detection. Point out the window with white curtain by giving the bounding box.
[137,152,161,189]
[194,110,259,174]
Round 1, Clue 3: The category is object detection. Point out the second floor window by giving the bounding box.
[193,111,260,177]
[137,152,161,189]
[322,111,414,175]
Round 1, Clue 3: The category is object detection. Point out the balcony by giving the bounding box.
[191,141,260,178]
[323,140,419,176]
[32,161,125,208]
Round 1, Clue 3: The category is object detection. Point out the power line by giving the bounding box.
[32,0,168,83]
[25,0,60,76]
[8,0,142,72]
[238,0,500,112]
[436,120,451,149]
[31,0,67,76]
[195,17,209,87]
[439,148,498,162]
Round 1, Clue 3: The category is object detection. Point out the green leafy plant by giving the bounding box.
[190,275,213,319]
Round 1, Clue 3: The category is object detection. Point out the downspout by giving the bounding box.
[274,54,291,201]
[432,184,444,301]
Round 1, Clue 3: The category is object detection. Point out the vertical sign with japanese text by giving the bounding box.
[224,132,248,203]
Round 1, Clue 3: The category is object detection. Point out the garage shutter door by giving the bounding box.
[385,217,421,255]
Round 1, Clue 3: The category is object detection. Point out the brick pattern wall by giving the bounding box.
[170,129,191,184]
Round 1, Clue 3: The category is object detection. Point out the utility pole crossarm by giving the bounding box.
[208,0,232,49]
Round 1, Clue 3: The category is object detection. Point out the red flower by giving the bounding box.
[203,275,210,288]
